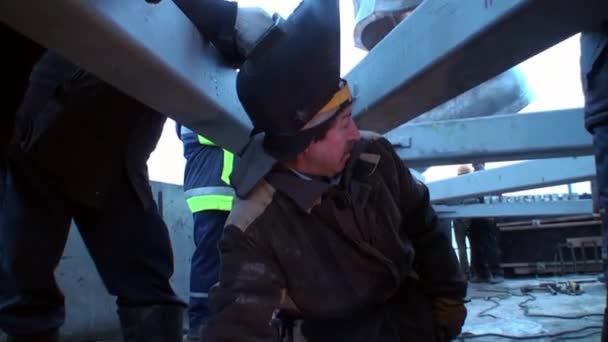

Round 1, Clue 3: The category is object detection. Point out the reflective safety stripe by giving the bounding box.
[196,134,234,185]
[221,150,234,185]
[181,128,235,186]
[185,187,234,212]
[187,195,233,212]
[198,135,216,146]
[185,186,235,198]
[190,292,209,299]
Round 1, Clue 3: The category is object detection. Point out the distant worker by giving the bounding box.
[453,164,504,284]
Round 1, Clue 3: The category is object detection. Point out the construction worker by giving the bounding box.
[452,164,474,279]
[176,125,234,341]
[452,164,503,284]
[580,21,608,340]
[201,1,467,341]
[0,2,273,341]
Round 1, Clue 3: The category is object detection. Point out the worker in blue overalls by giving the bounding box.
[177,124,234,341]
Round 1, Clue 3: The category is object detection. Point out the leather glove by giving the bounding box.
[432,297,467,341]
[235,7,274,57]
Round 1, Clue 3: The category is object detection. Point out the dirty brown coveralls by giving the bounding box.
[203,133,467,341]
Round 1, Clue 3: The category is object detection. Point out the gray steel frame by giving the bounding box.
[0,0,252,153]
[434,199,593,219]
[386,109,593,167]
[347,0,608,133]
[428,156,596,203]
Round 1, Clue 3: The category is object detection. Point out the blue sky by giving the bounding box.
[148,0,588,195]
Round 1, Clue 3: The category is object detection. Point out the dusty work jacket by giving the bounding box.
[204,132,467,341]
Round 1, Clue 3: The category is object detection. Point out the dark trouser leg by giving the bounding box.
[453,220,470,279]
[469,218,502,279]
[471,219,501,276]
[0,163,72,338]
[468,219,487,279]
[73,178,185,341]
[188,210,228,336]
[487,221,502,276]
[590,124,608,341]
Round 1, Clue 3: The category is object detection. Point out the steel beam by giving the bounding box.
[386,109,593,167]
[434,200,593,219]
[428,156,596,204]
[347,0,608,133]
[0,0,251,153]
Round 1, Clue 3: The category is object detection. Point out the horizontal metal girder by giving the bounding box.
[347,0,608,133]
[428,156,596,204]
[386,109,593,167]
[434,199,593,219]
[0,0,251,153]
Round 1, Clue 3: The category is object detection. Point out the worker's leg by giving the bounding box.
[468,218,492,282]
[74,177,185,342]
[188,210,228,339]
[453,220,471,279]
[0,163,72,340]
[486,220,504,281]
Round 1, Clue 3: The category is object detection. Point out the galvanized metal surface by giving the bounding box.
[434,199,593,219]
[347,0,608,133]
[405,67,532,125]
[0,0,251,153]
[387,109,593,167]
[352,0,422,50]
[428,156,596,204]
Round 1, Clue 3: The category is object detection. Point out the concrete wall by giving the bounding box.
[56,181,194,341]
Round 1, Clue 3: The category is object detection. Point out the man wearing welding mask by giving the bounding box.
[201,1,467,341]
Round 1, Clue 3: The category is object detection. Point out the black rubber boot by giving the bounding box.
[118,305,184,342]
[4,328,59,342]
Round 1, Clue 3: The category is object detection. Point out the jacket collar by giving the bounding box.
[266,139,381,212]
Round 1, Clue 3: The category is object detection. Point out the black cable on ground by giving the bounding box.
[476,297,502,319]
[457,325,602,340]
[556,329,604,340]
[519,293,604,320]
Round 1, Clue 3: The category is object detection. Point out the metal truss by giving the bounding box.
[2,0,607,152]
[348,0,608,133]
[386,109,593,167]
[434,199,593,219]
[0,0,252,153]
[428,156,596,204]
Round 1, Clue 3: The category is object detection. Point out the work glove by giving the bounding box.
[235,7,275,57]
[432,297,467,341]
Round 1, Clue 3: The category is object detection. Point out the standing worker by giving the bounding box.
[0,1,274,340]
[177,125,234,341]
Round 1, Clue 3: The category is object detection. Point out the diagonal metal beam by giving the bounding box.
[434,200,593,219]
[386,108,593,167]
[0,0,251,153]
[428,156,596,204]
[347,0,608,133]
